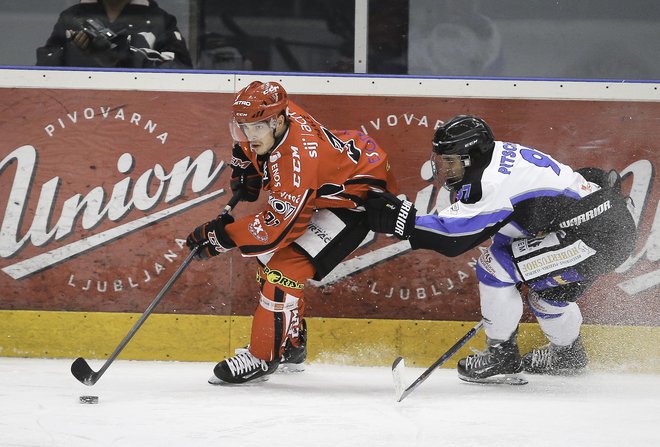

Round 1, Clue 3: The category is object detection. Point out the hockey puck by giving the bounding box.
[79,395,99,404]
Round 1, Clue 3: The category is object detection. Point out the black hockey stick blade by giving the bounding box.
[71,357,100,386]
[69,247,198,386]
[392,320,484,402]
[69,193,242,386]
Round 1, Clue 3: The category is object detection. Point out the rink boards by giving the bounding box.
[0,69,659,370]
[2,310,659,372]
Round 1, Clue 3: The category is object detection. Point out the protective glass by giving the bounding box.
[229,116,277,142]
[430,152,469,190]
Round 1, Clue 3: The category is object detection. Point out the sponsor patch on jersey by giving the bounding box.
[511,233,561,258]
[259,266,304,290]
[516,239,596,281]
[268,195,296,218]
[248,216,268,242]
[263,211,280,227]
[269,151,281,163]
[478,251,497,277]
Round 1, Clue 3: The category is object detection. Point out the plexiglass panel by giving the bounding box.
[2,0,659,80]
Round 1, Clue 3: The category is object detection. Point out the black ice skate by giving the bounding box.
[280,319,307,372]
[209,350,280,384]
[522,336,588,375]
[457,330,523,383]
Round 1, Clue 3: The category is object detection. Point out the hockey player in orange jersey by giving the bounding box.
[186,81,398,384]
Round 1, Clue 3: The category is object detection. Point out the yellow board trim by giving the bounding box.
[1,310,658,372]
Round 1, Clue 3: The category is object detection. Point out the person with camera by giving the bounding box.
[37,0,192,69]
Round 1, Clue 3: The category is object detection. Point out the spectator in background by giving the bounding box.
[408,0,502,76]
[37,0,192,69]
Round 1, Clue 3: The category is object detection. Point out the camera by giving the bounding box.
[80,18,125,52]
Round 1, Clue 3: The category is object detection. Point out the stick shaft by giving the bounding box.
[71,193,241,385]
[397,320,484,401]
[93,247,199,380]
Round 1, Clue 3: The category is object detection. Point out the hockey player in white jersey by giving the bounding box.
[366,115,636,382]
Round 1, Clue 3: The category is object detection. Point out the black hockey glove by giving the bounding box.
[186,214,237,259]
[230,170,261,202]
[365,190,416,239]
[230,145,262,202]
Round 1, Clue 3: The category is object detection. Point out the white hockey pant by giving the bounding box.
[477,245,582,346]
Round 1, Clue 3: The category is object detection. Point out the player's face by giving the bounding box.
[430,153,467,190]
[240,120,275,155]
[230,115,285,155]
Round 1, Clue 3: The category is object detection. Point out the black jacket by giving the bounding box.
[36,0,192,69]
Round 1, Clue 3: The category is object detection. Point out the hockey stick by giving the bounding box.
[392,320,484,402]
[71,193,242,386]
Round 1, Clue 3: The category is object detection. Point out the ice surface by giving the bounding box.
[1,357,658,447]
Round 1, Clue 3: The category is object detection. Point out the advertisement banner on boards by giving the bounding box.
[0,87,658,325]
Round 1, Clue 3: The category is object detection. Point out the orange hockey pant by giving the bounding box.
[249,245,314,361]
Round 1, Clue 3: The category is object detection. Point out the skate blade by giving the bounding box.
[525,366,589,376]
[207,375,271,386]
[277,363,306,373]
[458,374,528,386]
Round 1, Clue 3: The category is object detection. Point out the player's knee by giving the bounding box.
[526,291,574,319]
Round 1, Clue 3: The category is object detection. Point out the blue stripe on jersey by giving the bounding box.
[476,263,516,287]
[511,187,582,205]
[416,208,512,236]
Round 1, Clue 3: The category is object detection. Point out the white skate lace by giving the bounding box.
[225,351,268,377]
[464,348,493,370]
[529,346,554,368]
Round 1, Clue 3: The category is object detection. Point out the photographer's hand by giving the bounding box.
[69,30,91,51]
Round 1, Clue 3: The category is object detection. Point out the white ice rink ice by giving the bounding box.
[1,357,658,447]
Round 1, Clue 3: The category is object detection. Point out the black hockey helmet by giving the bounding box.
[432,115,495,157]
[430,115,495,190]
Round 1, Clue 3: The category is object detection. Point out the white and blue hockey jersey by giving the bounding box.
[410,141,600,256]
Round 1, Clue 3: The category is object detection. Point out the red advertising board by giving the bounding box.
[1,87,659,326]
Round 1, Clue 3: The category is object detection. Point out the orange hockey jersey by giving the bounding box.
[225,100,398,256]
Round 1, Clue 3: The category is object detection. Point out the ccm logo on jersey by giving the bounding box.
[291,146,302,187]
[559,200,611,228]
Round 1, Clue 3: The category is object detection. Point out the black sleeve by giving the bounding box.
[409,219,508,257]
[36,13,68,66]
[230,144,258,174]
